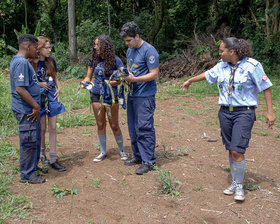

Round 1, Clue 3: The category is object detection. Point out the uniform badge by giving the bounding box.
[18,73,24,81]
[149,55,155,64]
[219,83,223,90]
[262,74,268,81]
[238,85,242,91]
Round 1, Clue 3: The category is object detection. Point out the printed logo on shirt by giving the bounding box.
[32,73,39,84]
[262,74,268,81]
[149,55,155,64]
[18,73,24,81]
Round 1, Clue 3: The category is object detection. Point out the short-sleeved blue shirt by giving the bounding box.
[88,56,124,96]
[36,57,58,83]
[126,41,159,97]
[205,57,272,107]
[10,56,40,114]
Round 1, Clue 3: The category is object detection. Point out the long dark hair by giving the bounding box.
[91,34,115,75]
[223,37,253,58]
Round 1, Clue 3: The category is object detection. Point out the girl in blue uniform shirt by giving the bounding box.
[181,37,275,202]
[37,36,66,171]
[81,34,128,162]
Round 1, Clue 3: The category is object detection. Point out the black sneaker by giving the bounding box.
[135,165,153,175]
[124,158,141,166]
[20,176,46,184]
[50,161,66,172]
[36,167,48,175]
[40,154,50,166]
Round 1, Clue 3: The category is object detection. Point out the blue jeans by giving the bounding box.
[127,96,156,167]
[13,111,41,180]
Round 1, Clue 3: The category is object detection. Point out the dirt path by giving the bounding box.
[7,92,280,224]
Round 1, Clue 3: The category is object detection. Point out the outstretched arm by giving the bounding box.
[263,87,275,128]
[181,72,206,92]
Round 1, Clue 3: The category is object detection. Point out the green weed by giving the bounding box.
[224,168,231,173]
[260,132,269,136]
[176,148,188,156]
[154,166,182,198]
[89,178,101,189]
[184,109,204,115]
[51,184,79,198]
[192,185,203,191]
[243,181,259,191]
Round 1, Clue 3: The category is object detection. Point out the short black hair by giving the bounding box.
[18,34,38,45]
[120,21,140,38]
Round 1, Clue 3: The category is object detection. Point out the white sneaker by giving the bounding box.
[223,182,237,195]
[234,184,245,201]
[93,153,107,162]
[120,152,128,161]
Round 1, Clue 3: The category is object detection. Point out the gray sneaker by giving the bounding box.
[223,182,237,195]
[93,153,107,162]
[120,152,128,161]
[234,184,245,201]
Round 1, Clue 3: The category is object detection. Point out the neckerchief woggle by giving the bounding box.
[40,77,65,117]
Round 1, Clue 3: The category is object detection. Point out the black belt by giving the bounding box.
[221,106,255,112]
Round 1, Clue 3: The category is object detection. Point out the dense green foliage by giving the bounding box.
[0,0,279,75]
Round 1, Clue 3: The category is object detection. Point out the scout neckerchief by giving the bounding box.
[228,60,241,97]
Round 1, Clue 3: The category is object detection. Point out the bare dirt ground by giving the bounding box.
[6,81,280,224]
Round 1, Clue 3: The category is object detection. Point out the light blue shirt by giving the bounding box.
[205,57,272,107]
[126,41,159,97]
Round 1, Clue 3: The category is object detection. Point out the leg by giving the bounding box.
[133,96,156,174]
[108,103,127,160]
[92,102,107,162]
[126,96,141,161]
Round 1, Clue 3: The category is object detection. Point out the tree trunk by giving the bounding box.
[107,0,111,36]
[23,0,28,29]
[265,0,270,38]
[150,0,165,45]
[68,0,78,65]
[49,0,58,48]
[272,0,279,34]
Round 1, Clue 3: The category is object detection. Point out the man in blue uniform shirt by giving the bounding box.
[120,21,159,175]
[10,34,46,184]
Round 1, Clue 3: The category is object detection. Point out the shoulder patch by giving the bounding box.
[246,58,259,67]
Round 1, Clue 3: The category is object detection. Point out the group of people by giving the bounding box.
[10,21,274,202]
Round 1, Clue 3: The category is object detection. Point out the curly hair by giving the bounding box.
[37,36,57,79]
[223,37,253,58]
[91,34,116,75]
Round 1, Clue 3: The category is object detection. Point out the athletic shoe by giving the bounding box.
[234,184,245,201]
[20,176,46,184]
[50,161,66,172]
[135,165,153,175]
[223,182,237,195]
[40,154,50,166]
[120,152,128,160]
[93,153,107,162]
[124,158,142,166]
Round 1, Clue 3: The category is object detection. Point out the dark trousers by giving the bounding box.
[13,111,41,180]
[127,96,156,167]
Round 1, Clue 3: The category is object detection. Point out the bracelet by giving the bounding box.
[32,108,40,113]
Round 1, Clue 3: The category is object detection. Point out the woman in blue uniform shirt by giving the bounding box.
[181,37,275,201]
[36,36,66,171]
[81,34,128,162]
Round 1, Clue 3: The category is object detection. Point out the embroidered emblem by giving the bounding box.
[18,73,24,81]
[149,55,155,64]
[238,85,242,91]
[262,74,268,81]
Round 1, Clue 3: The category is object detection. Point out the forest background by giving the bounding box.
[0,0,279,78]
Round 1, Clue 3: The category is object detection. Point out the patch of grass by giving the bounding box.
[243,181,259,191]
[51,183,79,198]
[81,130,92,136]
[57,112,96,128]
[192,185,203,191]
[224,168,231,173]
[170,134,176,138]
[156,149,176,159]
[176,148,188,156]
[184,109,204,115]
[0,142,34,223]
[276,135,280,139]
[154,166,182,198]
[206,121,216,126]
[260,132,269,136]
[89,178,101,189]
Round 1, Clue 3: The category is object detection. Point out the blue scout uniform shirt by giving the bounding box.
[126,41,159,97]
[88,56,123,97]
[36,57,58,82]
[205,57,272,107]
[10,56,40,114]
